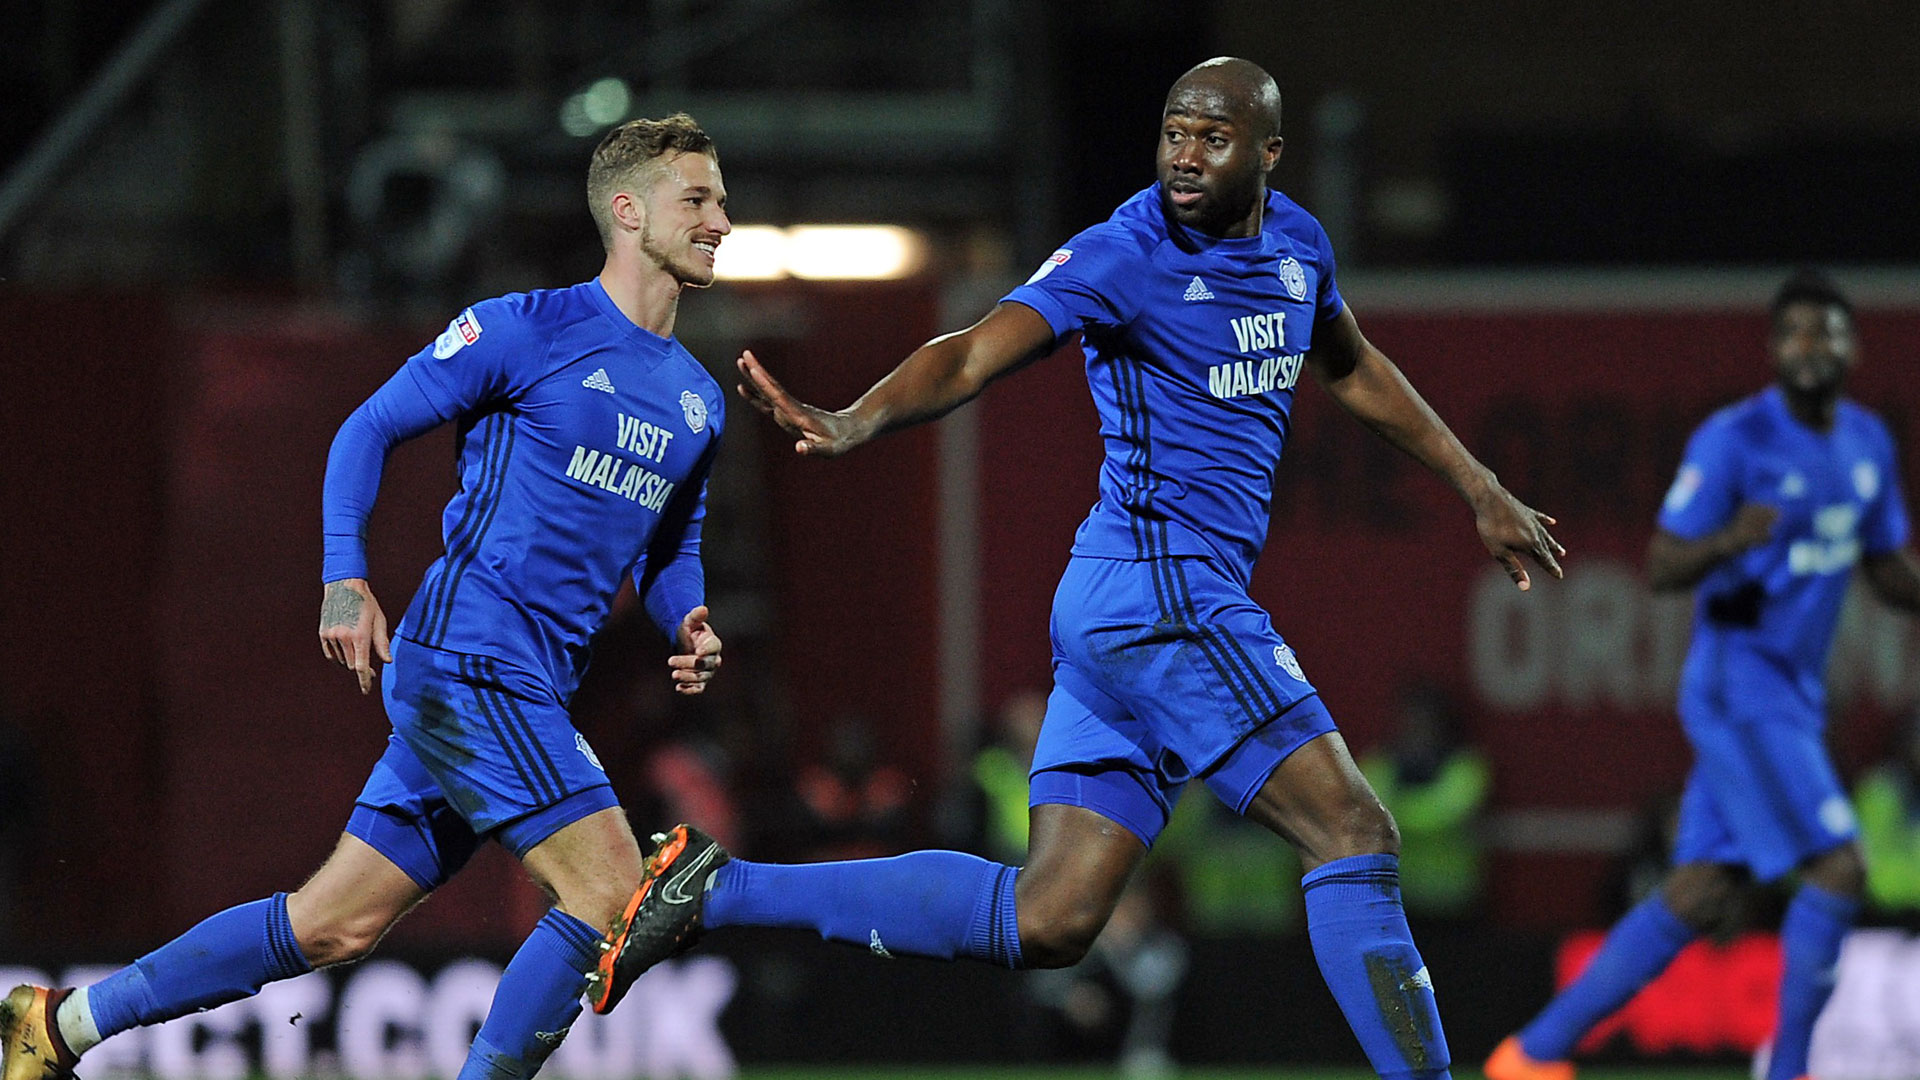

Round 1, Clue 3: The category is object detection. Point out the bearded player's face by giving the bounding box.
[638,152,731,288]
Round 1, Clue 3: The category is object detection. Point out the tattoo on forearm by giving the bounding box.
[321,584,364,629]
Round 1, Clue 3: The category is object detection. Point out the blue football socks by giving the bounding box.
[1767,883,1857,1080]
[1519,891,1697,1062]
[86,892,312,1039]
[456,908,601,1080]
[1302,854,1452,1080]
[704,851,1024,968]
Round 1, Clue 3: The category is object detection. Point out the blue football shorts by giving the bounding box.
[1672,685,1856,882]
[347,634,618,890]
[1030,554,1338,847]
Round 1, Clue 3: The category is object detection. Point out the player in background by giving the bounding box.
[0,114,732,1080]
[589,59,1563,1080]
[1486,270,1920,1080]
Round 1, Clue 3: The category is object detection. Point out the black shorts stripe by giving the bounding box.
[461,654,556,804]
[488,657,568,800]
[1173,557,1284,719]
[1169,558,1283,728]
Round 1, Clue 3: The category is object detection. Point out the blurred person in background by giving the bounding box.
[0,114,732,1080]
[1488,270,1920,1080]
[595,57,1564,1080]
[1856,707,1920,913]
[1357,682,1490,923]
[1028,877,1190,1078]
[788,715,913,862]
[973,689,1050,863]
[977,690,1191,1075]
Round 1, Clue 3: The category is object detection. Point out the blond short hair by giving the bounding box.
[586,114,717,249]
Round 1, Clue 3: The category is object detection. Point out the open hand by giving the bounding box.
[669,604,723,695]
[735,350,863,457]
[319,578,391,694]
[1473,487,1566,591]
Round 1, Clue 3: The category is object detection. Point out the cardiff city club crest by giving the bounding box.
[681,390,708,434]
[1273,644,1305,681]
[1278,257,1308,301]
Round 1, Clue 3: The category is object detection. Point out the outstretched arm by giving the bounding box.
[735,301,1058,457]
[318,366,448,693]
[1306,305,1565,590]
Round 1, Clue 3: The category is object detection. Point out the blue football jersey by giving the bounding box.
[1004,186,1344,585]
[325,278,723,697]
[1660,386,1909,715]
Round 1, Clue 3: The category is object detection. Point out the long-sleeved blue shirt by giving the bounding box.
[323,278,722,699]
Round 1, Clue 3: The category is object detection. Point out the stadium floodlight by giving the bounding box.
[712,225,789,281]
[711,225,928,281]
[786,226,926,280]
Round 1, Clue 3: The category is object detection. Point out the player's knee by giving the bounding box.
[551,873,643,933]
[1015,894,1108,969]
[1017,915,1101,969]
[1314,799,1400,863]
[294,908,394,967]
[1802,844,1865,899]
[1661,866,1739,930]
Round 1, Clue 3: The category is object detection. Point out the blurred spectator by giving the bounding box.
[1357,682,1491,920]
[1154,792,1301,936]
[1029,879,1189,1078]
[643,723,745,854]
[973,689,1047,862]
[787,715,913,862]
[974,690,1191,1074]
[1856,708,1920,912]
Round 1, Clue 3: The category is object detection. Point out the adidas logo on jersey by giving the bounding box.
[1183,276,1216,302]
[582,368,616,393]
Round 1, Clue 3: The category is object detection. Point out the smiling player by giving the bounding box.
[1,114,731,1080]
[590,60,1563,1080]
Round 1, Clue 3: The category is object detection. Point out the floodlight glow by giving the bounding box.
[581,78,630,126]
[713,226,790,281]
[785,226,926,280]
[558,95,596,138]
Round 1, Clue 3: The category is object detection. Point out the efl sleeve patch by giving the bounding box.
[1024,249,1072,284]
[431,307,484,358]
[1663,463,1704,513]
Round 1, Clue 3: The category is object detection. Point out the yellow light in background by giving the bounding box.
[712,225,928,281]
[786,226,926,280]
[713,225,789,280]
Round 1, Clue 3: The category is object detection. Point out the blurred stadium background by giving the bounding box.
[5,2,1920,1078]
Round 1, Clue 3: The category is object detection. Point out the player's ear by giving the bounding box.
[1265,136,1285,170]
[610,189,646,235]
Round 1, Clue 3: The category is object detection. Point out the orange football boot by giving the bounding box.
[1484,1034,1575,1080]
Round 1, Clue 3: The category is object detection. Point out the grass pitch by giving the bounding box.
[733,1060,1758,1068]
